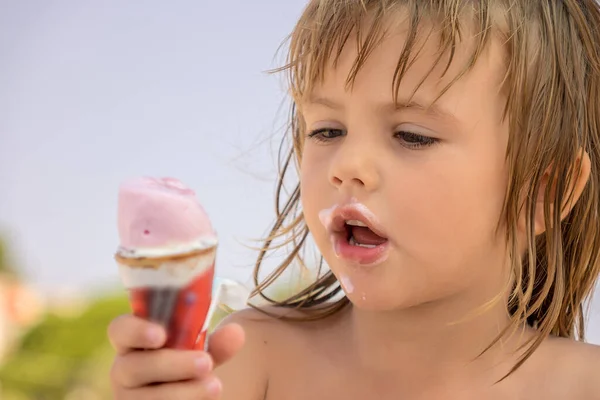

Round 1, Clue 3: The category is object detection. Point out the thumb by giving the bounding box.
[207,323,245,366]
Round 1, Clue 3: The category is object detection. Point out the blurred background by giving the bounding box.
[1,1,600,399]
[0,1,307,398]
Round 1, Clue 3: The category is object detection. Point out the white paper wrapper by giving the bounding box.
[203,278,252,332]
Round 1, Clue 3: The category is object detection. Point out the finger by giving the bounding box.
[112,349,214,388]
[108,314,166,355]
[117,376,222,400]
[207,323,245,366]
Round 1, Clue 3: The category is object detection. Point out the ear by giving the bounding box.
[532,150,591,236]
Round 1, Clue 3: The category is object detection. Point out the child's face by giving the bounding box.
[299,22,512,310]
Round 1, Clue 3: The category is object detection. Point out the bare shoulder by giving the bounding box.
[215,306,303,357]
[211,307,276,400]
[219,306,282,335]
[213,304,348,399]
[538,336,600,399]
[219,304,341,347]
[214,304,331,361]
[219,305,316,336]
[559,339,600,398]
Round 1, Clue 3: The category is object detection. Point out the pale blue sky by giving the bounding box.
[0,0,305,292]
[2,1,600,342]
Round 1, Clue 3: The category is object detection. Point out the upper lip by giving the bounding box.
[329,203,388,240]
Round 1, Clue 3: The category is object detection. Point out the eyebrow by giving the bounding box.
[306,95,458,123]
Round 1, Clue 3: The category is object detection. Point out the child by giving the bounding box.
[108,0,600,398]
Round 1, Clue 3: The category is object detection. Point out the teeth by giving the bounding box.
[346,220,367,227]
[349,236,377,248]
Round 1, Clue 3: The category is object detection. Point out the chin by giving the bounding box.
[345,293,401,311]
[329,262,427,312]
[345,289,431,312]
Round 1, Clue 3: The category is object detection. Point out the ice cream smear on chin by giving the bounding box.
[115,176,219,350]
[339,274,354,294]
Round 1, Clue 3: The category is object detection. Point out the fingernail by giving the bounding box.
[195,356,212,373]
[204,377,222,396]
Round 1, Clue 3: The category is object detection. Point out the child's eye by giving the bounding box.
[307,128,345,142]
[395,131,438,149]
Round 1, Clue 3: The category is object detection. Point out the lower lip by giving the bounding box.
[333,234,390,266]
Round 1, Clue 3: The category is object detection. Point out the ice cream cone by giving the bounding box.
[116,177,220,350]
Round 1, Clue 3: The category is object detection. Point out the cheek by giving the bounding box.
[389,152,507,268]
[300,149,331,235]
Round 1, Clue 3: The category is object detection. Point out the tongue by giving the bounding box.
[351,226,387,246]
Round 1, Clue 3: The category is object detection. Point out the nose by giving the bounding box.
[329,135,381,193]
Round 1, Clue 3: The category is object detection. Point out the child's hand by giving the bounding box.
[108,314,245,399]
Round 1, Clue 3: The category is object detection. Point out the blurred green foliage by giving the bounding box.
[0,266,312,399]
[0,290,236,399]
[0,238,16,276]
[0,292,130,399]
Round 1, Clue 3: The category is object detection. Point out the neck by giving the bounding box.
[344,287,532,385]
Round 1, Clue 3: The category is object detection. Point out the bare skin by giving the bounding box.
[108,12,600,400]
[108,306,600,400]
[219,307,600,400]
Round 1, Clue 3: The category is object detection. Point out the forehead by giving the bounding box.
[299,11,508,116]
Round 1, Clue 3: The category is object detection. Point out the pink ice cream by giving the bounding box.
[117,177,217,256]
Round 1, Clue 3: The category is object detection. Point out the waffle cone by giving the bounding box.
[114,246,216,269]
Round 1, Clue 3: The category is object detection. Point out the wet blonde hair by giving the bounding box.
[250,0,600,376]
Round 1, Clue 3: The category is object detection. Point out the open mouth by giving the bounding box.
[344,219,388,248]
[326,204,391,266]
